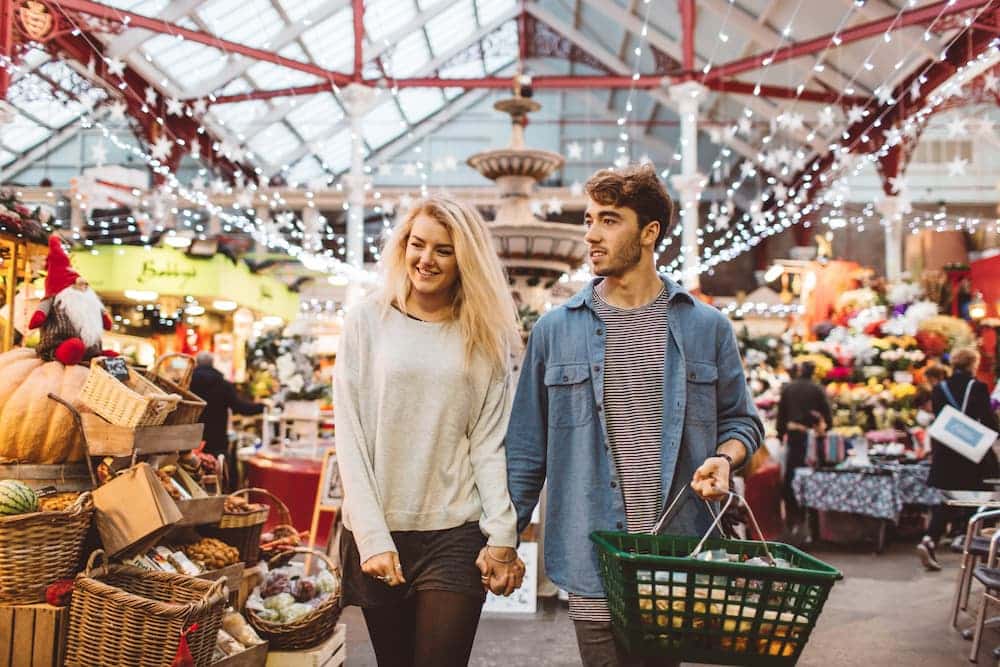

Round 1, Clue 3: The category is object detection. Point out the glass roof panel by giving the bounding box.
[0,148,16,167]
[314,129,353,173]
[364,0,418,43]
[246,44,322,89]
[219,77,254,96]
[385,32,431,78]
[286,156,324,185]
[483,21,517,72]
[426,1,478,56]
[0,115,50,152]
[21,49,49,70]
[100,0,170,14]
[286,95,345,142]
[300,7,355,70]
[247,122,302,161]
[11,95,83,129]
[197,0,284,50]
[398,88,446,124]
[209,100,270,135]
[277,0,331,22]
[476,0,516,25]
[439,58,486,79]
[362,102,408,149]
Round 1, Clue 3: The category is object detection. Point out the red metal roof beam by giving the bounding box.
[51,0,353,88]
[679,0,696,74]
[704,79,869,106]
[352,0,364,82]
[704,0,995,83]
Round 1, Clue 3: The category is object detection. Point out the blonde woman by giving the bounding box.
[335,197,525,667]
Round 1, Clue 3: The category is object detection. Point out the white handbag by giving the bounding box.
[928,380,999,464]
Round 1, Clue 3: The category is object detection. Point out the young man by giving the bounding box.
[505,164,764,667]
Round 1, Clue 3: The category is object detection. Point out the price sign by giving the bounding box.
[100,356,130,383]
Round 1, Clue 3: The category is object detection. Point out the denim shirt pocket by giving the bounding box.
[685,360,718,424]
[544,362,594,428]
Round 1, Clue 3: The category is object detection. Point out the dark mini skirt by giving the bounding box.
[340,521,488,608]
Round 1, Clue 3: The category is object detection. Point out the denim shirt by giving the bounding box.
[505,275,764,597]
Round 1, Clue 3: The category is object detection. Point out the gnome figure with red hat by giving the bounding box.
[28,236,114,366]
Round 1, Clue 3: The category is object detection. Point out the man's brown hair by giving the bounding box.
[584,164,674,247]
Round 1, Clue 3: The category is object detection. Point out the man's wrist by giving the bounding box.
[711,452,735,469]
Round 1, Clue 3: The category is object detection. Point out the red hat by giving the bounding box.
[44,235,80,299]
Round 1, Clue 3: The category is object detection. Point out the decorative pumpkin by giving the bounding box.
[0,347,89,463]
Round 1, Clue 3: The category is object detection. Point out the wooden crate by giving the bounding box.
[212,641,268,667]
[264,624,345,667]
[238,564,265,612]
[81,414,204,457]
[0,464,92,493]
[0,604,69,667]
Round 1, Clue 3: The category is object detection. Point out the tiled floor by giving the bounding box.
[341,539,1000,665]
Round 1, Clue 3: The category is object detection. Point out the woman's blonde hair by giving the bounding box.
[378,197,520,371]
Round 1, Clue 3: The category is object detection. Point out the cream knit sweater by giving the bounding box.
[334,299,518,563]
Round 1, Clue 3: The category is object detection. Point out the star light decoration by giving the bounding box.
[846,105,866,124]
[144,86,158,106]
[166,98,185,117]
[947,156,969,176]
[150,136,174,161]
[946,117,968,138]
[591,139,605,157]
[104,57,125,78]
[107,100,128,121]
[817,106,836,129]
[192,99,208,116]
[566,142,583,160]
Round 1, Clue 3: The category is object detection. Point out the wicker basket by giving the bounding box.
[80,358,181,428]
[246,547,341,651]
[0,492,94,604]
[200,488,283,564]
[147,354,206,425]
[65,550,227,667]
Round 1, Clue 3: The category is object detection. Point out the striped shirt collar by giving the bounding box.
[564,273,693,311]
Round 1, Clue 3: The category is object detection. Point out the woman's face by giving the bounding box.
[405,214,459,297]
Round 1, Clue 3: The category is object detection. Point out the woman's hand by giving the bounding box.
[362,551,406,587]
[476,546,525,596]
[691,456,731,501]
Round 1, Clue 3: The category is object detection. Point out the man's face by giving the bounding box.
[583,200,656,277]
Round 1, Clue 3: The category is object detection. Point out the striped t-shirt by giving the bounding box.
[568,283,669,622]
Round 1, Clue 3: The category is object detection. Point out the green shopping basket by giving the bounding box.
[591,490,842,666]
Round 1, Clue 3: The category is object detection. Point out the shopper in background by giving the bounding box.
[918,347,999,571]
[335,197,524,667]
[505,164,764,667]
[776,360,832,534]
[189,351,265,489]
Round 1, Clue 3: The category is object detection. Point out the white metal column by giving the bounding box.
[877,195,905,281]
[341,83,377,305]
[668,81,707,291]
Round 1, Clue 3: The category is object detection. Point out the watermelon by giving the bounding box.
[0,480,38,515]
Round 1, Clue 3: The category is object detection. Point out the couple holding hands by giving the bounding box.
[335,164,764,667]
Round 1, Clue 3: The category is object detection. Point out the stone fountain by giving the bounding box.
[467,76,587,313]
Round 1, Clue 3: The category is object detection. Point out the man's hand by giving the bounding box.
[691,456,731,501]
[476,546,525,597]
[361,551,405,587]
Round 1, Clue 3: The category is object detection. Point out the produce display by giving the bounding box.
[214,609,265,661]
[185,538,240,571]
[223,494,266,515]
[247,563,340,625]
[0,479,38,515]
[0,347,89,463]
[38,491,82,512]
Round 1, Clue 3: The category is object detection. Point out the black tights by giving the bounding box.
[362,590,484,667]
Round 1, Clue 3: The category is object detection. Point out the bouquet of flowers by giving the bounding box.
[917,315,975,349]
[248,331,330,404]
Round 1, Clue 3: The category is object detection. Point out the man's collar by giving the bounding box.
[564,274,694,310]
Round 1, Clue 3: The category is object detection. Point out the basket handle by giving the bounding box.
[67,491,93,516]
[84,549,109,578]
[153,354,196,390]
[654,487,777,564]
[266,545,339,577]
[46,392,98,487]
[232,487,294,526]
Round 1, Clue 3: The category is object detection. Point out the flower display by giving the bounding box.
[247,331,330,404]
[917,315,975,349]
